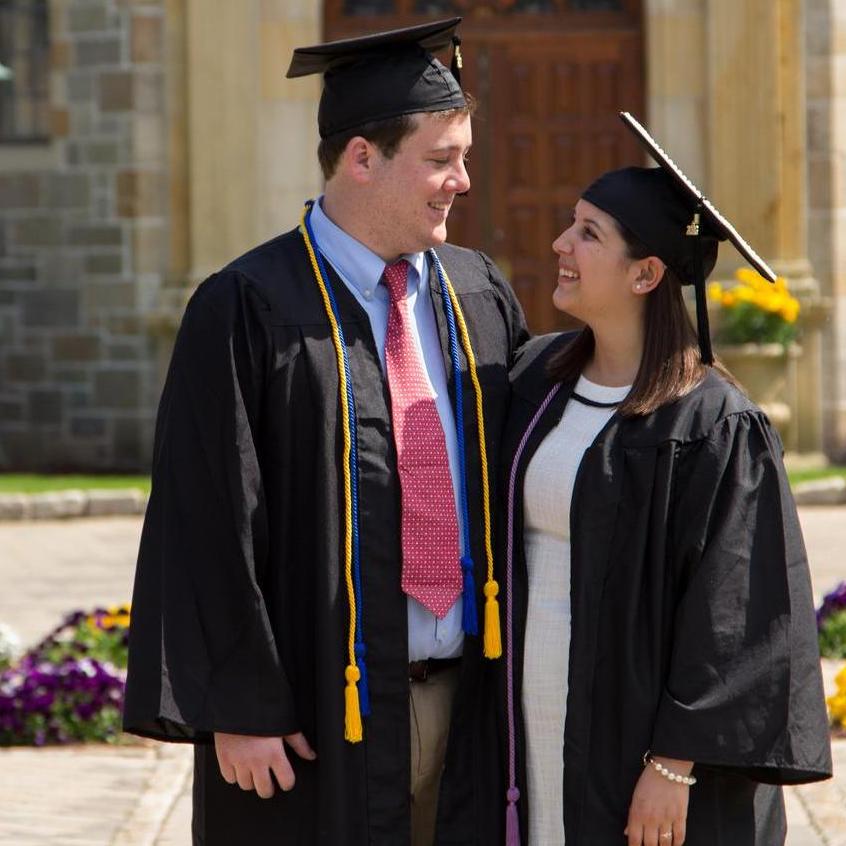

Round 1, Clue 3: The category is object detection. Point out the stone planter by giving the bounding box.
[717,343,801,451]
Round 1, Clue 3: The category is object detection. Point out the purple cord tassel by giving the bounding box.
[505,787,521,846]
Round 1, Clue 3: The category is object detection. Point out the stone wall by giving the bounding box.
[5,0,842,468]
[0,0,167,470]
[807,0,846,460]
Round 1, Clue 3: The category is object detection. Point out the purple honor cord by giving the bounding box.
[505,383,561,846]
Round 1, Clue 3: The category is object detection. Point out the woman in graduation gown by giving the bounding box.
[497,116,833,846]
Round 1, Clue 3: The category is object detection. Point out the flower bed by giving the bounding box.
[3,592,846,742]
[818,582,846,733]
[0,606,129,746]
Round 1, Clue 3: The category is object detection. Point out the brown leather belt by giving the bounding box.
[408,657,461,682]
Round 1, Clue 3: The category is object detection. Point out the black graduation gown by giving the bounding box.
[497,333,832,845]
[122,228,528,845]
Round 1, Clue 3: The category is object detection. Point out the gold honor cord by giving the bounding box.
[440,269,501,658]
[299,207,362,743]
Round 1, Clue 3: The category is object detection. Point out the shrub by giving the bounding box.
[0,606,129,746]
[819,609,846,661]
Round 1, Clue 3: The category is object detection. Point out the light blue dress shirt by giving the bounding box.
[310,197,464,661]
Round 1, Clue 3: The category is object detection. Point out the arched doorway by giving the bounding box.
[324,0,645,332]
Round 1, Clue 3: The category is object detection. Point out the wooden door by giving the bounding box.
[324,1,645,332]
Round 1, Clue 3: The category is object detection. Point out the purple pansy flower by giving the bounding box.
[817,581,846,629]
[1,607,128,746]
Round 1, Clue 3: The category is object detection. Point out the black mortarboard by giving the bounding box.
[287,18,466,139]
[582,111,777,365]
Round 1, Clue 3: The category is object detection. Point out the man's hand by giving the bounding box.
[624,756,692,846]
[214,732,316,799]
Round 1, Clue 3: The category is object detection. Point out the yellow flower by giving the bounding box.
[762,293,782,313]
[781,301,799,324]
[85,607,131,630]
[736,267,772,292]
[711,268,800,344]
[708,282,723,302]
[829,667,846,727]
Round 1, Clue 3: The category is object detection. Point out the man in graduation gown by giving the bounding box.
[123,18,528,846]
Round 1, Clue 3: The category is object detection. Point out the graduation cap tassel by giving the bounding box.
[694,276,714,366]
[451,35,463,86]
[690,204,715,366]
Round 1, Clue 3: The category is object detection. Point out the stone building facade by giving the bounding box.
[0,0,169,469]
[1,0,845,469]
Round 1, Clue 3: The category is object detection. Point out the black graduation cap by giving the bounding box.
[582,111,777,365]
[287,18,466,139]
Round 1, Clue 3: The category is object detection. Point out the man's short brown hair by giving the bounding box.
[317,95,477,181]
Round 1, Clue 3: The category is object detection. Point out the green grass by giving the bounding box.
[0,475,151,495]
[0,468,843,496]
[787,466,846,486]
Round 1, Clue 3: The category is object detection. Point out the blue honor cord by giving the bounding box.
[301,200,480,732]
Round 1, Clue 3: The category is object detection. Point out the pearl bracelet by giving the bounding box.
[642,751,697,786]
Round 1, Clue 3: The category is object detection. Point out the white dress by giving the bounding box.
[521,374,631,845]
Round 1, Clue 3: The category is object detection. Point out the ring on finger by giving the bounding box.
[659,832,673,841]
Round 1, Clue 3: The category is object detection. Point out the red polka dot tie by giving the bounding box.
[383,259,461,619]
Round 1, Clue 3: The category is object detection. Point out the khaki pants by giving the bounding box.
[409,665,461,846]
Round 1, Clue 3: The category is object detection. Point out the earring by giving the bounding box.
[635,283,642,290]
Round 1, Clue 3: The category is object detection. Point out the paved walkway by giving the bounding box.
[0,509,844,844]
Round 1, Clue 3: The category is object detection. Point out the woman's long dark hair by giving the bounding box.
[548,220,736,416]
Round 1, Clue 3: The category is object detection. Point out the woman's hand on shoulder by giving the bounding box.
[624,756,692,846]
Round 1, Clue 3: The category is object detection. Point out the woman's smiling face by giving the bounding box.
[551,199,642,324]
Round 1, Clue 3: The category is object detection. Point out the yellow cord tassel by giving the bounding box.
[483,579,502,658]
[344,665,363,743]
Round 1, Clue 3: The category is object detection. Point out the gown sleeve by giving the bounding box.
[479,250,531,360]
[650,409,832,784]
[123,273,298,742]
